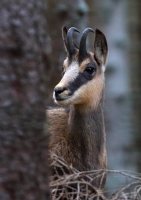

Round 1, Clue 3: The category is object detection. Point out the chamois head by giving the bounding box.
[53,27,108,108]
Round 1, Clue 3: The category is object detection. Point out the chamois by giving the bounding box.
[47,26,108,189]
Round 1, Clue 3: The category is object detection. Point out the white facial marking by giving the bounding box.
[57,61,79,87]
[53,61,79,103]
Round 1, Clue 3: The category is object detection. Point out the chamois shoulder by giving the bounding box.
[47,106,69,120]
[47,106,70,155]
[46,106,69,135]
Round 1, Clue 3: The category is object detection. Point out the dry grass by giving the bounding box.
[50,152,141,200]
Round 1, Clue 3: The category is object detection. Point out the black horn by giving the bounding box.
[67,27,80,55]
[79,28,94,59]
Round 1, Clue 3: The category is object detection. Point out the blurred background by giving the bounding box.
[45,0,141,194]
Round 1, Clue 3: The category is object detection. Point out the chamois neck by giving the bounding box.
[69,100,104,130]
[70,89,104,114]
[67,100,105,171]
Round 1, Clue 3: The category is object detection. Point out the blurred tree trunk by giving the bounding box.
[87,0,132,189]
[46,0,89,105]
[0,0,50,199]
[128,0,141,171]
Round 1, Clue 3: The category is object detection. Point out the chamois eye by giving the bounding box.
[83,64,96,80]
[85,67,95,74]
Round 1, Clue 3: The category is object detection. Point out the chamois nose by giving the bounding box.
[54,87,66,97]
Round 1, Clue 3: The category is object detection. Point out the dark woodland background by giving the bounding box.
[0,0,141,199]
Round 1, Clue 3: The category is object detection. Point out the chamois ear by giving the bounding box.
[62,26,68,52]
[94,29,108,67]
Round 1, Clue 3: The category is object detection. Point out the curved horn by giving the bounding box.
[62,26,79,50]
[79,28,94,58]
[67,27,80,55]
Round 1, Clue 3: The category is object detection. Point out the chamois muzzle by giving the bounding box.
[53,86,69,101]
[54,87,66,97]
[67,27,80,55]
[79,28,94,60]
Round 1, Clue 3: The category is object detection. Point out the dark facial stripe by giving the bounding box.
[68,72,90,95]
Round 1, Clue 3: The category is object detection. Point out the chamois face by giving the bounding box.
[53,27,108,108]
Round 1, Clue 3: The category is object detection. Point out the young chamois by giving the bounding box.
[47,26,108,189]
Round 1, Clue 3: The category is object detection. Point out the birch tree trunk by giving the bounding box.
[0,0,50,199]
[128,0,141,172]
[87,0,132,189]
